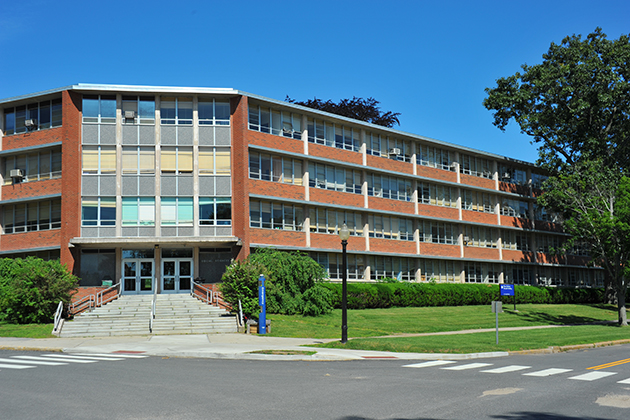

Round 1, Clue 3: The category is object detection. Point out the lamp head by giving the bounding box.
[339,223,350,241]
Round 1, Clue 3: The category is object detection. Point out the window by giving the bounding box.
[419,259,459,282]
[367,173,412,201]
[533,204,559,222]
[311,252,365,280]
[82,146,116,175]
[462,190,495,213]
[82,197,116,226]
[502,231,530,251]
[82,95,116,123]
[307,162,360,193]
[198,147,230,175]
[465,262,500,283]
[537,235,564,253]
[122,96,155,124]
[160,97,192,125]
[532,173,548,189]
[249,104,302,140]
[367,214,414,240]
[499,165,528,185]
[161,147,193,174]
[369,255,415,281]
[460,154,493,178]
[508,267,532,285]
[417,144,454,171]
[122,197,155,226]
[249,151,303,185]
[501,198,529,218]
[365,132,412,163]
[3,98,62,135]
[420,221,455,244]
[306,118,360,152]
[463,225,497,248]
[3,149,62,185]
[3,199,61,233]
[309,208,362,235]
[122,147,155,174]
[418,182,457,207]
[161,197,193,226]
[199,198,232,226]
[199,99,230,125]
[250,200,302,230]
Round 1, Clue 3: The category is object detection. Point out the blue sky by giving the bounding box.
[1,0,628,164]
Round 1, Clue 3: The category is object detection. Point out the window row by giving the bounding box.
[249,151,303,185]
[83,95,230,126]
[308,162,361,193]
[248,104,302,140]
[82,146,230,175]
[3,149,62,185]
[81,197,231,226]
[3,199,62,233]
[367,173,413,201]
[307,118,361,152]
[418,182,457,208]
[459,154,493,179]
[366,133,412,163]
[3,99,62,135]
[463,190,495,213]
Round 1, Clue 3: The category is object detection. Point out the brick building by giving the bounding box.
[0,84,601,295]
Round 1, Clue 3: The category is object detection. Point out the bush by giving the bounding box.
[220,249,334,318]
[321,282,606,309]
[0,257,78,324]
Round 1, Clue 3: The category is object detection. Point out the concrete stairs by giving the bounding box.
[60,294,238,337]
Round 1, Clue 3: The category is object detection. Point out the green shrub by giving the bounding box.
[321,282,606,309]
[0,257,78,324]
[220,249,334,317]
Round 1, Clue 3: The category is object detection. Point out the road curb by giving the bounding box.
[509,339,630,355]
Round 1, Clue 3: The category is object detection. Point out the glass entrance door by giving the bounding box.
[162,259,193,293]
[123,259,154,294]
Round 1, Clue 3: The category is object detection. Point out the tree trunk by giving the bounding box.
[618,287,627,326]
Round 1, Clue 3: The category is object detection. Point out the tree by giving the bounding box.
[0,257,78,324]
[484,28,630,324]
[220,249,333,318]
[286,96,401,128]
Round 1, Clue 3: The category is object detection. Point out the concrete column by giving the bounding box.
[193,97,199,237]
[115,95,123,237]
[154,96,161,237]
[361,129,367,166]
[302,115,308,155]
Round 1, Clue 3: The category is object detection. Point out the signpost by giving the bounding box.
[491,301,502,344]
[258,274,266,334]
[500,284,516,311]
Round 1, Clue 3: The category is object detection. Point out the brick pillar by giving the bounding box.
[231,95,250,261]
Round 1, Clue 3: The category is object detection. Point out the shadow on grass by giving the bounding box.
[504,305,617,326]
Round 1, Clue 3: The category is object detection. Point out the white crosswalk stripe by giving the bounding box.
[442,363,493,371]
[523,368,573,377]
[12,355,97,364]
[41,354,126,361]
[68,353,148,359]
[403,360,457,368]
[481,365,531,374]
[0,363,35,370]
[0,358,67,366]
[617,378,630,384]
[569,371,617,381]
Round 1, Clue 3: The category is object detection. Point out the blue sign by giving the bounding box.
[500,284,515,296]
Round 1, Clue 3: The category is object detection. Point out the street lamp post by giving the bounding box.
[339,223,350,344]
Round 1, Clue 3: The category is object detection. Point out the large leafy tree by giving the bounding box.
[484,28,630,324]
[286,96,401,128]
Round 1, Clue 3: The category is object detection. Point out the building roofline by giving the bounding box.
[1,83,536,167]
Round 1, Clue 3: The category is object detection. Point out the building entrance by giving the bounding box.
[122,259,154,294]
[162,259,193,293]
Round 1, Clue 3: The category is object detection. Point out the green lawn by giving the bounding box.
[267,304,619,339]
[314,324,630,354]
[0,322,55,339]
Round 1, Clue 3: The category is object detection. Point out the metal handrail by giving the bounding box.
[52,301,64,334]
[191,280,214,305]
[96,282,121,307]
[70,294,95,316]
[149,292,156,333]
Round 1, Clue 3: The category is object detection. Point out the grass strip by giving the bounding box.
[267,304,618,339]
[310,324,630,354]
[0,322,55,339]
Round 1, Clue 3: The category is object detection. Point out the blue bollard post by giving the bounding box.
[258,274,266,334]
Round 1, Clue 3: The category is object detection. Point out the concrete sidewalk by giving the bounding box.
[0,333,508,361]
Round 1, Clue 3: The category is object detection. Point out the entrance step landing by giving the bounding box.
[60,294,237,337]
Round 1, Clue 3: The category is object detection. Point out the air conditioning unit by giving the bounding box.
[124,110,136,119]
[10,169,23,178]
[502,173,511,179]
[388,148,401,155]
[25,119,37,128]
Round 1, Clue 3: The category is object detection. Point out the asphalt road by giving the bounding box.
[1,345,630,420]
